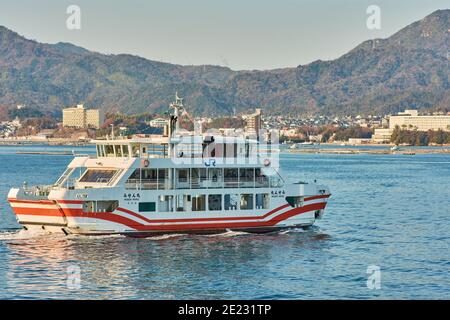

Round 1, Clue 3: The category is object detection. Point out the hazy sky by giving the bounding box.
[0,0,448,70]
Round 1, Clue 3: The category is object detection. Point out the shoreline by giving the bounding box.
[287,147,450,155]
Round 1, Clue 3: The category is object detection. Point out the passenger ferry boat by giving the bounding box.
[7,95,331,236]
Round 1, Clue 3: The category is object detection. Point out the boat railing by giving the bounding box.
[124,176,280,190]
[22,184,53,198]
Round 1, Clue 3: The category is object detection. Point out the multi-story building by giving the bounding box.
[389,109,450,132]
[243,108,262,140]
[62,104,104,129]
[372,128,394,143]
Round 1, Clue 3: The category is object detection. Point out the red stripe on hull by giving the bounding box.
[8,198,55,205]
[59,202,326,231]
[13,207,64,217]
[116,203,290,224]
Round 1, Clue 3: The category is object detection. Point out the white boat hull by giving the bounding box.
[8,193,330,236]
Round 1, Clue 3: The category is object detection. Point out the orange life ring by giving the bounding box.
[142,159,150,167]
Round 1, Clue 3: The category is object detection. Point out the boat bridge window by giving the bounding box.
[97,144,130,158]
[79,169,118,183]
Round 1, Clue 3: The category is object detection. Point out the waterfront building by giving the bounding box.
[62,104,104,129]
[389,110,450,132]
[243,108,262,140]
[372,128,394,144]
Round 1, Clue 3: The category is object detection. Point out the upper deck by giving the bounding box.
[91,134,269,161]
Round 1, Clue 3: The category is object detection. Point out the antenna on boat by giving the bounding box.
[169,92,185,137]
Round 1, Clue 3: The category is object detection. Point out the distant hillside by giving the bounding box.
[0,9,448,116]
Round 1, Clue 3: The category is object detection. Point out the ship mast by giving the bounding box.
[169,92,184,137]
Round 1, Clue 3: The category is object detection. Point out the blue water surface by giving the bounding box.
[0,145,449,299]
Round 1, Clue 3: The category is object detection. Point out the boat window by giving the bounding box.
[191,168,207,189]
[240,194,254,210]
[131,145,140,157]
[114,145,122,157]
[239,168,255,188]
[208,168,223,188]
[141,169,158,189]
[176,195,188,212]
[224,168,238,188]
[83,200,118,213]
[255,168,269,188]
[158,169,169,190]
[79,169,117,183]
[96,145,104,157]
[256,193,270,209]
[122,145,129,157]
[224,194,239,210]
[158,195,173,212]
[139,202,156,212]
[105,145,115,157]
[192,195,206,211]
[176,169,190,189]
[208,194,222,211]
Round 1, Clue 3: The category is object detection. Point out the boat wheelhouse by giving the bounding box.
[7,95,330,236]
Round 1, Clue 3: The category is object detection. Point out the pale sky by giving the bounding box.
[0,0,448,70]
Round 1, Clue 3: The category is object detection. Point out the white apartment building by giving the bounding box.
[389,109,450,132]
[62,104,104,129]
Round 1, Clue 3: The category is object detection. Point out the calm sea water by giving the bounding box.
[0,145,449,299]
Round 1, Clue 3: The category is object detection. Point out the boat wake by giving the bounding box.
[146,233,185,241]
[0,228,51,240]
[205,229,251,238]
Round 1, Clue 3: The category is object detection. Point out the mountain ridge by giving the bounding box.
[0,9,448,116]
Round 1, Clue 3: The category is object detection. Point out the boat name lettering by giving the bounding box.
[271,190,286,198]
[123,193,140,201]
[75,193,88,199]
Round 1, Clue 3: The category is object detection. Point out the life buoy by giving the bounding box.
[142,159,150,167]
[264,159,271,167]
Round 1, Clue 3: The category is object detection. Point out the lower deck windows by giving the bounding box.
[192,195,206,211]
[83,200,119,213]
[240,194,254,210]
[208,194,222,211]
[224,194,239,210]
[256,193,270,209]
[158,195,173,212]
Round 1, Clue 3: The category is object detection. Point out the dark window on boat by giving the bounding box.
[105,145,115,157]
[192,195,206,211]
[208,194,222,211]
[224,168,238,188]
[139,202,156,212]
[224,194,239,210]
[79,170,117,183]
[256,193,270,209]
